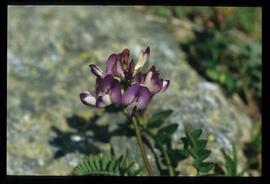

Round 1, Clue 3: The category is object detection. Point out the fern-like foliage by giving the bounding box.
[73,151,145,176]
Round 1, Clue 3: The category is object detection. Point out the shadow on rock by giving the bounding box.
[49,112,135,159]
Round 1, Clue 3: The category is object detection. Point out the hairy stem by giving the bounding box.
[140,125,175,176]
[132,117,153,176]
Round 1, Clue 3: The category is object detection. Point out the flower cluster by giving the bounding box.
[80,47,170,115]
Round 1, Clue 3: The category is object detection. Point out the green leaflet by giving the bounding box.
[181,125,215,175]
[156,123,178,144]
[191,129,203,140]
[197,150,211,162]
[194,161,215,173]
[147,110,173,129]
[222,144,237,176]
[73,151,145,176]
[196,139,207,150]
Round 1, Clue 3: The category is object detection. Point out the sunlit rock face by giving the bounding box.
[7,6,252,175]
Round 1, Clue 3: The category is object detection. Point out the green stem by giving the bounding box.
[197,169,200,176]
[140,125,175,176]
[132,117,153,176]
[156,138,175,176]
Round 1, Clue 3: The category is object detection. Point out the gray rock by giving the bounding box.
[7,6,252,175]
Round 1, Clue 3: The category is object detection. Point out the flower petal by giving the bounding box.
[132,72,146,84]
[80,90,96,106]
[128,59,135,77]
[95,76,103,96]
[105,53,125,78]
[150,80,163,93]
[89,64,104,77]
[126,103,137,116]
[113,60,125,78]
[105,54,118,74]
[102,94,112,105]
[159,80,170,93]
[144,70,162,93]
[110,80,122,104]
[100,74,115,94]
[122,83,140,105]
[135,86,152,110]
[134,46,150,73]
[148,65,160,78]
[120,48,129,71]
[96,96,107,108]
[144,70,153,86]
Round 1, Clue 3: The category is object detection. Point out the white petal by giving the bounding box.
[80,91,96,106]
[134,47,150,73]
[162,80,168,88]
[160,80,170,92]
[144,71,153,86]
[102,94,112,105]
[83,95,96,106]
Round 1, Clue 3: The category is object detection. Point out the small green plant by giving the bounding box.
[181,28,261,119]
[140,111,217,176]
[181,125,215,175]
[73,151,145,176]
[137,6,261,119]
[140,109,178,176]
[73,47,251,176]
[222,144,238,176]
[72,108,246,176]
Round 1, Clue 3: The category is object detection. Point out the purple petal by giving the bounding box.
[143,66,167,93]
[122,83,141,105]
[148,65,160,77]
[150,80,163,93]
[123,84,151,111]
[145,46,150,55]
[159,80,170,92]
[105,53,125,78]
[105,54,118,74]
[113,60,125,78]
[132,72,146,84]
[89,64,104,77]
[120,49,129,71]
[80,90,96,106]
[135,86,152,109]
[128,59,135,77]
[100,74,115,94]
[121,49,129,62]
[110,80,122,104]
[144,70,162,93]
[95,76,102,96]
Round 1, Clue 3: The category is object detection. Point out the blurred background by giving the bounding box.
[7,6,261,176]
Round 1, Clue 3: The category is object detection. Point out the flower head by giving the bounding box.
[122,83,152,115]
[133,66,170,94]
[80,74,121,108]
[80,46,170,115]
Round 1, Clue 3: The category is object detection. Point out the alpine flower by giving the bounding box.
[80,46,170,115]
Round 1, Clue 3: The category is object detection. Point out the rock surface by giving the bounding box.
[7,6,252,175]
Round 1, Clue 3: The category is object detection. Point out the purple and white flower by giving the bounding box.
[80,46,169,115]
[122,83,152,115]
[89,49,128,79]
[80,74,122,108]
[133,66,170,94]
